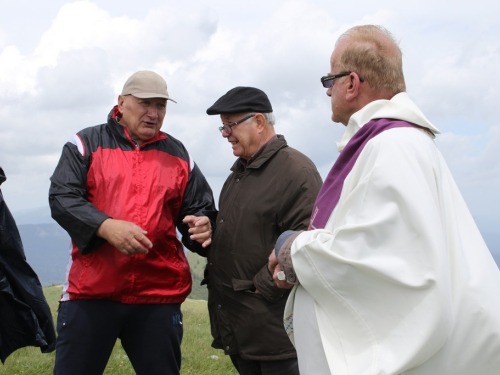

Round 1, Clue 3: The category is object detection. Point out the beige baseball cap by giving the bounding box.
[121,70,176,103]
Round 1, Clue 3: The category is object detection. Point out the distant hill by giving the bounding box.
[18,223,71,286]
[13,212,500,299]
[12,205,54,225]
[186,251,208,300]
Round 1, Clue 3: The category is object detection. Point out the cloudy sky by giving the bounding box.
[1,0,499,241]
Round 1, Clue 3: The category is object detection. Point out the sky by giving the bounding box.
[0,0,499,241]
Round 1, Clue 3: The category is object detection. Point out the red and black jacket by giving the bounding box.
[49,107,216,304]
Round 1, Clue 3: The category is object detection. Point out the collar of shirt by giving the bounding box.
[337,92,439,152]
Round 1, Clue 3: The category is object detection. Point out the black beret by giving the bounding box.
[206,86,273,115]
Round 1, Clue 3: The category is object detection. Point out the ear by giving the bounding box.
[118,95,126,112]
[254,113,266,132]
[345,73,362,102]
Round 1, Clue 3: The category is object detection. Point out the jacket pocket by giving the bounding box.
[231,278,255,292]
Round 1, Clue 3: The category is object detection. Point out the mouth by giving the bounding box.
[143,121,157,127]
[228,140,238,145]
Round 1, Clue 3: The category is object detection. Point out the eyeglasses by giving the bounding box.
[320,71,364,88]
[219,114,255,134]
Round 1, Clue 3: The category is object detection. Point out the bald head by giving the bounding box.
[334,25,406,96]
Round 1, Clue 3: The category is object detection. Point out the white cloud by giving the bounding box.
[417,44,500,128]
[0,45,37,97]
[0,0,498,242]
[438,125,500,184]
[436,125,500,230]
[0,29,7,49]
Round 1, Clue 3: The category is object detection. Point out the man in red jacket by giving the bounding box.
[49,71,216,375]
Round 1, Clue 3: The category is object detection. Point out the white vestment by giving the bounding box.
[286,93,500,375]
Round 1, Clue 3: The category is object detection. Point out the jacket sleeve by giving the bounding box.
[253,165,322,302]
[277,166,323,231]
[49,142,110,254]
[176,162,217,257]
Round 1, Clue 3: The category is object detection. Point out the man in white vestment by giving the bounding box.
[269,24,500,375]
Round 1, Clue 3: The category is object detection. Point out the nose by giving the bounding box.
[221,129,230,138]
[147,106,158,118]
[326,86,332,97]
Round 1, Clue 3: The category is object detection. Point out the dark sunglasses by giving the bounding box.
[320,71,364,88]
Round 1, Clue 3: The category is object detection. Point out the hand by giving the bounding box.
[269,249,293,289]
[272,264,293,289]
[268,249,279,274]
[97,218,152,256]
[183,215,212,248]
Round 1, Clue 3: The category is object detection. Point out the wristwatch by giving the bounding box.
[277,271,286,281]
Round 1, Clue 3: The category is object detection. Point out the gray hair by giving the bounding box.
[263,112,275,125]
[242,112,275,125]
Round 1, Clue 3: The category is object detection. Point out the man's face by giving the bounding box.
[118,95,167,145]
[220,113,260,160]
[327,41,350,126]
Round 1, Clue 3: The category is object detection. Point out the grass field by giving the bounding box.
[0,286,236,375]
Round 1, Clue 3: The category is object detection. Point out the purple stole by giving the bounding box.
[309,118,422,230]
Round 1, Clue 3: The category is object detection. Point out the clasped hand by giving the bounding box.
[183,215,212,248]
[97,215,212,256]
[96,219,152,256]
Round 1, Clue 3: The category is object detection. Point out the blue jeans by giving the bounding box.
[230,355,300,375]
[54,300,183,375]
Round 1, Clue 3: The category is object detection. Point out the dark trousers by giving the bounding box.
[53,300,183,375]
[230,355,300,375]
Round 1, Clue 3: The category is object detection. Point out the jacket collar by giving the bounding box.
[230,134,288,171]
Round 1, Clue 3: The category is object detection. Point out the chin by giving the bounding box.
[141,130,158,139]
[331,114,344,125]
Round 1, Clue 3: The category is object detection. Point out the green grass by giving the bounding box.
[0,286,236,375]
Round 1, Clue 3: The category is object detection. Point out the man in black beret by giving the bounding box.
[204,86,323,374]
